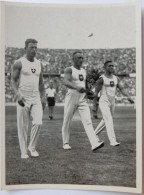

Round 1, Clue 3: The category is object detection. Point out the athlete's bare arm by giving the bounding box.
[63,67,85,93]
[39,63,46,98]
[95,77,103,97]
[39,63,46,110]
[93,77,103,103]
[11,60,25,103]
[11,60,21,95]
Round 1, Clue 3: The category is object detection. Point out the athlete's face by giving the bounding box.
[26,42,37,58]
[105,62,115,74]
[73,53,84,68]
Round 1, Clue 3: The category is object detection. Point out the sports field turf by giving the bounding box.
[5,105,136,187]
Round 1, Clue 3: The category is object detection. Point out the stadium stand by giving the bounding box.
[5,47,136,104]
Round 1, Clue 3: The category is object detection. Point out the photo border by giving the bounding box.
[0,1,142,194]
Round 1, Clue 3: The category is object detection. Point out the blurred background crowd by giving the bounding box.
[5,47,136,104]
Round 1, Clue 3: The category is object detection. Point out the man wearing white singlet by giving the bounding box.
[11,39,46,159]
[62,51,104,151]
[94,60,133,146]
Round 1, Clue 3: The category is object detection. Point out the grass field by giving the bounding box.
[5,105,136,187]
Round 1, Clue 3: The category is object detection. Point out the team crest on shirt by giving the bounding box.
[110,81,114,87]
[79,74,84,81]
[31,68,36,73]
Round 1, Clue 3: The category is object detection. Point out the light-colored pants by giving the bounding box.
[62,90,100,149]
[95,98,117,144]
[17,90,43,155]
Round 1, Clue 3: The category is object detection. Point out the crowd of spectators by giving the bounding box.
[5,47,136,103]
[5,47,136,74]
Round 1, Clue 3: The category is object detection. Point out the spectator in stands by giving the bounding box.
[5,47,136,103]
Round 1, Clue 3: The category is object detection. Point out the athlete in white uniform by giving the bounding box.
[11,39,46,159]
[62,51,104,151]
[94,61,133,146]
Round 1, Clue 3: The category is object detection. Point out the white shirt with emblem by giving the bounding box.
[18,57,41,92]
[100,74,118,104]
[68,66,86,93]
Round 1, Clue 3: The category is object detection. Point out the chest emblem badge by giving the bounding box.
[110,81,114,87]
[31,69,36,73]
[79,74,84,81]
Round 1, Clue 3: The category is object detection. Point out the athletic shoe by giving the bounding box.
[21,154,29,159]
[110,141,120,146]
[28,147,39,157]
[63,144,71,150]
[92,141,104,151]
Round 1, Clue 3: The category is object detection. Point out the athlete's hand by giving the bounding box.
[128,97,134,104]
[41,96,47,110]
[76,86,86,93]
[17,92,25,107]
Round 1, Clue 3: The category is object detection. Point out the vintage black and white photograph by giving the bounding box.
[1,0,142,193]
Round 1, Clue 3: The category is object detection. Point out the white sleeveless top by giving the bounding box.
[68,66,86,92]
[100,74,118,103]
[18,57,41,92]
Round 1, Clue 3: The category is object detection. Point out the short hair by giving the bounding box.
[72,50,82,57]
[25,38,38,48]
[104,60,112,67]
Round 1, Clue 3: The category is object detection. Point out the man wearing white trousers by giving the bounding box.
[94,60,134,146]
[11,38,46,159]
[62,50,104,151]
